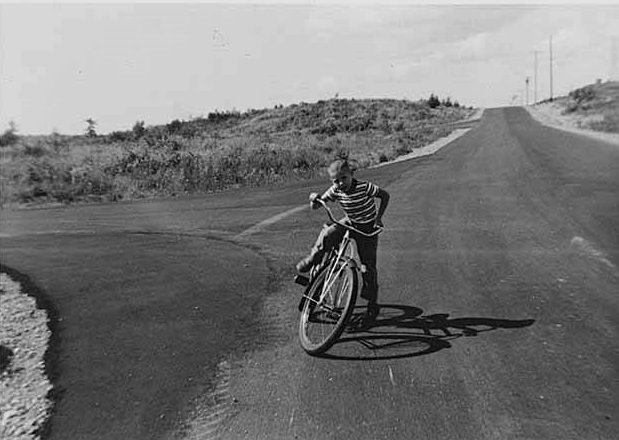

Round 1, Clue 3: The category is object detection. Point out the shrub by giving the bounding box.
[85,119,97,137]
[166,119,183,134]
[50,131,67,151]
[569,85,596,104]
[207,110,241,123]
[109,131,132,142]
[132,121,146,139]
[588,111,619,133]
[0,122,19,147]
[427,94,441,109]
[23,143,48,158]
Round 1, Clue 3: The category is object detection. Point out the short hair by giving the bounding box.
[328,159,352,175]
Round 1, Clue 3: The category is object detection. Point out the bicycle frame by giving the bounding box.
[301,199,382,309]
[297,199,384,354]
[315,231,356,310]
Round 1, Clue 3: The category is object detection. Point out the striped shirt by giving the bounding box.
[322,179,381,224]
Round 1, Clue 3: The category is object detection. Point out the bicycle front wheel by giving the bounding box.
[299,259,358,355]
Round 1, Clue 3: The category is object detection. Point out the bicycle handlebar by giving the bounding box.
[314,198,383,237]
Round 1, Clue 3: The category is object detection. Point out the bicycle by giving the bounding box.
[294,199,383,355]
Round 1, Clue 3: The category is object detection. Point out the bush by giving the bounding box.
[166,119,183,134]
[23,143,48,158]
[109,131,132,142]
[0,122,19,147]
[85,119,97,137]
[588,111,619,133]
[427,94,441,109]
[132,121,146,139]
[569,85,596,104]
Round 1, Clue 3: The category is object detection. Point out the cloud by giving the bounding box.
[387,52,446,79]
[450,32,490,62]
[305,6,445,40]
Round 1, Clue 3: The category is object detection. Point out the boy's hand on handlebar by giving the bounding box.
[309,192,321,209]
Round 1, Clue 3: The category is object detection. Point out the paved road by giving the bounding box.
[1,107,619,439]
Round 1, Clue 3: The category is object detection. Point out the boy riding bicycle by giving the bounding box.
[296,158,390,323]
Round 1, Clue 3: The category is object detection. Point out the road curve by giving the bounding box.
[0,232,270,439]
[1,107,619,439]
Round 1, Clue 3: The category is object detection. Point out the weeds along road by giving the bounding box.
[1,107,619,439]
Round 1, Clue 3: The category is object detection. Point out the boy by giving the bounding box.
[296,158,390,323]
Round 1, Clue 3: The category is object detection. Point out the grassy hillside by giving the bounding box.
[0,98,476,208]
[540,80,619,133]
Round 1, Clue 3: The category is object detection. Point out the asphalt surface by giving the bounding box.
[1,107,619,440]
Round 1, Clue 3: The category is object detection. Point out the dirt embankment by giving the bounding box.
[527,103,619,146]
[526,81,619,146]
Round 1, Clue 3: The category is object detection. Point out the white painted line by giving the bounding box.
[236,205,308,237]
[0,230,95,238]
[388,365,396,386]
[571,236,616,269]
[371,127,473,168]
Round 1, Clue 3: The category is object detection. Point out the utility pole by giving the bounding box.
[611,36,618,81]
[549,36,554,101]
[533,50,540,104]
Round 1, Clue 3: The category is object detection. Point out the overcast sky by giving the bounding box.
[1,1,618,135]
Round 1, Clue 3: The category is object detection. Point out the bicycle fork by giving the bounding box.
[298,237,361,312]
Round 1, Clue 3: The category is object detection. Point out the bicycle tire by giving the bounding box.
[298,258,358,355]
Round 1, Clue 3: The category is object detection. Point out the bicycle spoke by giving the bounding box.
[320,262,347,302]
[299,260,358,355]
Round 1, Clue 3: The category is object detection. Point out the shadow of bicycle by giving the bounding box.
[320,303,535,361]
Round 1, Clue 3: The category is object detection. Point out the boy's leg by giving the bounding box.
[356,234,379,304]
[296,222,345,272]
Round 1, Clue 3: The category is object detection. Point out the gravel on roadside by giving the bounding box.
[0,273,53,440]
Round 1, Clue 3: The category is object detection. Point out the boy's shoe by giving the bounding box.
[361,303,380,329]
[294,274,309,286]
[296,253,320,273]
[295,257,313,273]
[360,281,378,302]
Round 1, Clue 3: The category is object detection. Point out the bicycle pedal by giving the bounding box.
[294,274,309,286]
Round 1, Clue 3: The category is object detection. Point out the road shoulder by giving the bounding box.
[526,104,619,146]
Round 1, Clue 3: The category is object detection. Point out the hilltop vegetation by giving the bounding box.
[536,80,619,133]
[0,97,475,207]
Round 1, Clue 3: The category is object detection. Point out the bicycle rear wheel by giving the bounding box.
[299,258,358,355]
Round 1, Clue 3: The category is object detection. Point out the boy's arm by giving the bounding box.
[375,188,390,227]
[309,191,329,209]
[309,187,335,209]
